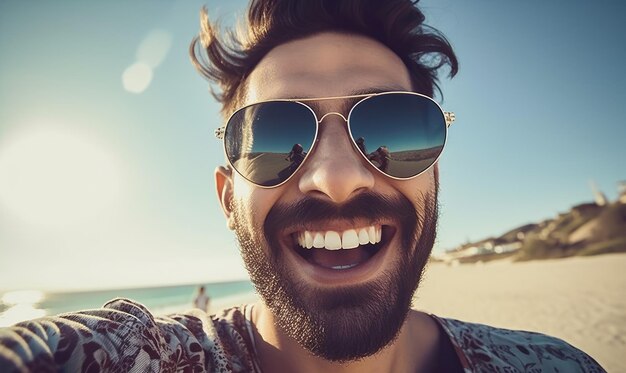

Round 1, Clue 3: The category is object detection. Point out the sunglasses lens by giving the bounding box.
[350,93,446,178]
[224,101,316,186]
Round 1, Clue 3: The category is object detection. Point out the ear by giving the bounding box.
[215,165,235,230]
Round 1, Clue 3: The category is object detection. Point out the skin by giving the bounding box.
[216,32,442,373]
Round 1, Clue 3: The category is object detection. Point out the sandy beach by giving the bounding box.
[415,253,626,372]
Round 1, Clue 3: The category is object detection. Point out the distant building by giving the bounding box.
[437,237,523,263]
[619,181,626,204]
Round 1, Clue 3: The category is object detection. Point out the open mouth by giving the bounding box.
[290,225,394,271]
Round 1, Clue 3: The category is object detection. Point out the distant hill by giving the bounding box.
[439,200,626,263]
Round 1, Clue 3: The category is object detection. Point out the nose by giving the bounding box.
[297,116,375,203]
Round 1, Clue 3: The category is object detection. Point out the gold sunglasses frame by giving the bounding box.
[215,91,455,188]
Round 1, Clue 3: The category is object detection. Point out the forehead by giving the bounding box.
[245,32,412,104]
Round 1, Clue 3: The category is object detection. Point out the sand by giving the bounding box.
[415,253,626,372]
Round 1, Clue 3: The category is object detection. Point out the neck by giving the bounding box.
[250,302,441,373]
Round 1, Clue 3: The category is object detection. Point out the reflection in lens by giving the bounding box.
[225,101,316,186]
[350,93,446,178]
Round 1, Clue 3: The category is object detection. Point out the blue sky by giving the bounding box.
[0,1,624,291]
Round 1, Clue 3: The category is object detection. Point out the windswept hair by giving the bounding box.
[190,0,458,119]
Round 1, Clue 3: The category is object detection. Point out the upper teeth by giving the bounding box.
[296,225,382,250]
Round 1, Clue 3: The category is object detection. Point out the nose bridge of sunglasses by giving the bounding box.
[317,111,348,124]
[309,112,367,166]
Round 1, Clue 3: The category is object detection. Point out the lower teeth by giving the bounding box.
[330,263,358,270]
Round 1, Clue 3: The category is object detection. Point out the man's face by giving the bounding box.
[217,32,438,361]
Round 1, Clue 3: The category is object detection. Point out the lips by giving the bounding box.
[287,224,392,272]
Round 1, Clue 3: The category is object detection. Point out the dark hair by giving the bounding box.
[190,0,458,118]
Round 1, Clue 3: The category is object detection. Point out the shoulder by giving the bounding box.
[433,316,606,373]
[0,298,258,372]
[1,298,168,372]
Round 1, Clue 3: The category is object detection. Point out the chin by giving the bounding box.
[234,189,438,361]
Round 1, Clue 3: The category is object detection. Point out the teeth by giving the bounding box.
[304,231,313,249]
[358,228,369,245]
[341,230,359,249]
[313,232,325,248]
[331,263,358,270]
[295,225,383,250]
[324,231,341,250]
[368,226,376,244]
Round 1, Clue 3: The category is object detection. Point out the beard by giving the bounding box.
[231,187,438,362]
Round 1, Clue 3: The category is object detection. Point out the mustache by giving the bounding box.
[264,192,419,236]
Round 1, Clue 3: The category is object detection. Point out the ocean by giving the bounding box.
[0,280,256,327]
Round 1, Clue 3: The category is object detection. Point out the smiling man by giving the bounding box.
[0,0,606,372]
[216,30,443,368]
[186,1,603,371]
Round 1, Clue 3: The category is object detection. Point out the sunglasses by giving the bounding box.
[215,91,455,188]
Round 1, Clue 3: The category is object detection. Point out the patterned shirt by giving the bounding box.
[0,298,605,372]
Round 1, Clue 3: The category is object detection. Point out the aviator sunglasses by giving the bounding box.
[215,91,456,187]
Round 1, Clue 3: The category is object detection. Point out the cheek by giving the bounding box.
[232,174,282,226]
[393,168,437,201]
[232,173,254,201]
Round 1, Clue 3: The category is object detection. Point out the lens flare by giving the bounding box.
[122,62,153,94]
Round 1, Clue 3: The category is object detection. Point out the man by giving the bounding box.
[367,146,391,173]
[0,0,605,371]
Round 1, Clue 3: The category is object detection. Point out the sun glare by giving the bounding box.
[0,129,122,227]
[1,290,44,305]
[0,290,46,327]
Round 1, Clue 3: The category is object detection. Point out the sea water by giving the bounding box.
[0,280,255,327]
